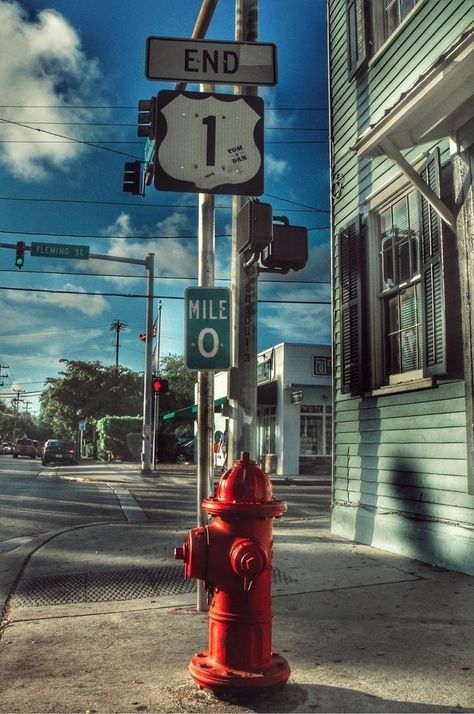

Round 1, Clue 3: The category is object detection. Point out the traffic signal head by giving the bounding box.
[152,377,168,395]
[138,97,157,139]
[15,241,25,269]
[123,161,144,195]
[237,199,273,255]
[261,224,308,271]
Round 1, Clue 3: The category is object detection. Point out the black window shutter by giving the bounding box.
[347,0,369,79]
[419,149,447,376]
[340,216,364,394]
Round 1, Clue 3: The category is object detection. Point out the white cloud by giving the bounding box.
[2,284,109,316]
[97,211,199,282]
[0,1,106,180]
[265,153,288,181]
[258,278,331,345]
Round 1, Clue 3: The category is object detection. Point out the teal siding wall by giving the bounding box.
[328,0,474,572]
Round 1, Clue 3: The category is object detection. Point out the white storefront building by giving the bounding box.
[214,342,332,476]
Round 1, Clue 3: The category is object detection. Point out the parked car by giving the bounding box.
[175,438,194,464]
[42,439,77,466]
[12,438,36,459]
[0,442,13,454]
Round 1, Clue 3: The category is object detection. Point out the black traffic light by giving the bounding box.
[152,376,168,396]
[237,199,273,255]
[123,161,144,195]
[138,97,157,139]
[261,223,308,272]
[15,241,25,269]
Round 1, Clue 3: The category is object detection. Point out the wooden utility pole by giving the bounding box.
[110,319,128,369]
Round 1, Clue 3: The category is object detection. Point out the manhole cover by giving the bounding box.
[12,565,296,607]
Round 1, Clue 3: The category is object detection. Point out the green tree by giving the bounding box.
[158,353,196,415]
[38,359,143,437]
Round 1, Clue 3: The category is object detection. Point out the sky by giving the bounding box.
[0,0,330,416]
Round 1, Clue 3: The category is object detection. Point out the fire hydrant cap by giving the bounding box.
[215,452,273,503]
[203,452,287,519]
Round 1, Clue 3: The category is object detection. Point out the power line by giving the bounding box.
[0,117,139,160]
[0,268,330,284]
[0,122,327,131]
[0,195,328,213]
[0,139,327,146]
[0,105,328,111]
[0,285,330,304]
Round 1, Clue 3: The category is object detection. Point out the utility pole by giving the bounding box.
[171,0,219,613]
[196,142,216,612]
[110,319,128,369]
[0,365,9,386]
[141,253,155,475]
[228,0,259,464]
[11,389,24,441]
[152,301,162,471]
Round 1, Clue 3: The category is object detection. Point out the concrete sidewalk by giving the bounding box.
[0,465,473,713]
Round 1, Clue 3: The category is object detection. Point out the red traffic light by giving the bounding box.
[152,377,168,395]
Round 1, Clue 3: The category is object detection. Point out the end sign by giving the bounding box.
[185,287,231,371]
[146,37,277,86]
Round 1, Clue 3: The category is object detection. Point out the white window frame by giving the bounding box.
[366,173,434,394]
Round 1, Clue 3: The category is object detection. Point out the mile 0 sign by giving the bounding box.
[185,287,231,371]
[154,90,264,196]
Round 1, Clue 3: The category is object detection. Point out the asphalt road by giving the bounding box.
[0,455,331,555]
[0,455,125,551]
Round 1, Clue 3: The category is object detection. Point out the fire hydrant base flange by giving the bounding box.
[189,650,290,690]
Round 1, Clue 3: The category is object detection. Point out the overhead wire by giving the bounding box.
[0,285,330,304]
[0,268,330,284]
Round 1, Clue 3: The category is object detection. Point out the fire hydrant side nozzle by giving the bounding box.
[175,451,290,690]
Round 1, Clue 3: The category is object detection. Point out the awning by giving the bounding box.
[353,27,474,158]
[163,396,228,421]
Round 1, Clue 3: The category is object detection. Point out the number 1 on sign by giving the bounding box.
[202,115,216,166]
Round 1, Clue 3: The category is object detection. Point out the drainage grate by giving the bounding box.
[12,565,297,607]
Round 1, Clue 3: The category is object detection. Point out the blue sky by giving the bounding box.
[0,0,329,415]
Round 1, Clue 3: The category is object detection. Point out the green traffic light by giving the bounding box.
[15,241,25,269]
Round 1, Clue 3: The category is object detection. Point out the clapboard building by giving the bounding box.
[328,0,474,573]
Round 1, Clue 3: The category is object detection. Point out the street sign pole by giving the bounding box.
[229,0,259,465]
[141,253,155,475]
[197,149,215,610]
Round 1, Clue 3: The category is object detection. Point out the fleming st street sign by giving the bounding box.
[145,36,277,86]
[31,242,90,259]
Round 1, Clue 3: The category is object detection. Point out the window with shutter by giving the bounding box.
[346,0,422,77]
[370,149,446,387]
[347,0,369,78]
[419,150,446,376]
[339,216,364,394]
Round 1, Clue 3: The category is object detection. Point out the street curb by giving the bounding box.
[0,521,112,623]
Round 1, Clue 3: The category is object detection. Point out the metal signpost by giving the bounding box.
[143,0,269,611]
[146,36,276,86]
[1,239,156,475]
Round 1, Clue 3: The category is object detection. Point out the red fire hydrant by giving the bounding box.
[174,452,290,690]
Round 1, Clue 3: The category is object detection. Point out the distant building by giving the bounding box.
[328,0,474,573]
[214,342,332,476]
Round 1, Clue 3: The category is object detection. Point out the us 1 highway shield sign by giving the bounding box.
[154,90,264,195]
